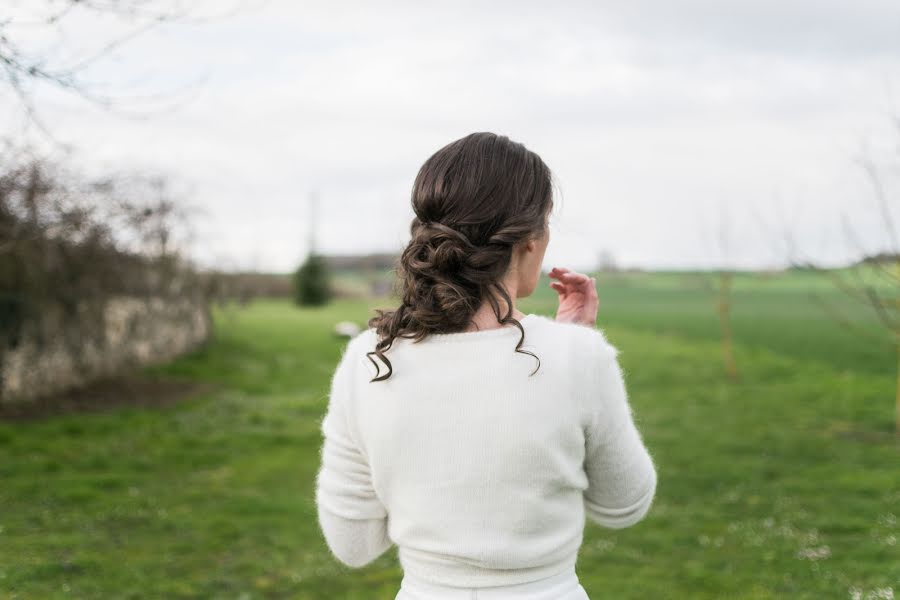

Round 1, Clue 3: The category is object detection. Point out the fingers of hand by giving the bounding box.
[570,275,597,298]
[548,266,572,280]
[549,269,597,298]
[549,281,566,295]
[557,271,590,286]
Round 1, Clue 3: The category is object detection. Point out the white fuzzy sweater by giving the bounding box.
[315,313,657,587]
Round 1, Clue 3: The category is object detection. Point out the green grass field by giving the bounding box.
[1,270,898,599]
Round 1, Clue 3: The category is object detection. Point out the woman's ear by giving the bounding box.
[513,236,540,262]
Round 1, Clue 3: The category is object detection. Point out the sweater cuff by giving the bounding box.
[584,467,657,529]
[317,504,392,568]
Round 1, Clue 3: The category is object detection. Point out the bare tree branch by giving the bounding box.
[806,290,891,347]
[0,1,253,132]
[779,106,900,434]
[856,152,900,254]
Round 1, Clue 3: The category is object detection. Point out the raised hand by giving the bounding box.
[548,267,599,327]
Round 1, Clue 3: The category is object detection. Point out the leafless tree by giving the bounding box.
[779,117,900,436]
[695,202,740,382]
[595,249,620,273]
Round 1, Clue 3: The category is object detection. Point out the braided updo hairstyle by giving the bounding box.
[365,132,554,382]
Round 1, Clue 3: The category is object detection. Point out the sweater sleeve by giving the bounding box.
[315,334,393,567]
[581,330,658,529]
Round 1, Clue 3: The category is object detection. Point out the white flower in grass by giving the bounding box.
[877,513,897,528]
[589,538,616,553]
[850,588,895,600]
[796,545,831,561]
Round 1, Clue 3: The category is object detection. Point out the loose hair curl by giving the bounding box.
[366,132,554,382]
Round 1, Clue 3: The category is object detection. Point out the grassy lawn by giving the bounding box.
[1,270,898,599]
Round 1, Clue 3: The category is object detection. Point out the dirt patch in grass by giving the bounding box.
[0,374,218,421]
[820,419,900,446]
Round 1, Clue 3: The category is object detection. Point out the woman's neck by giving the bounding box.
[464,298,526,332]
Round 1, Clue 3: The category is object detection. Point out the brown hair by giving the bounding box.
[366,132,554,382]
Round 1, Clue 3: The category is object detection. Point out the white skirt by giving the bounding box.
[394,566,590,600]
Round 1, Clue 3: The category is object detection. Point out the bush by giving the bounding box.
[0,154,203,346]
[293,252,333,306]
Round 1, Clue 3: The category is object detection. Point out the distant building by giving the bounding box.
[323,252,399,271]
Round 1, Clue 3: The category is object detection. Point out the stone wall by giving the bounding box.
[0,295,212,405]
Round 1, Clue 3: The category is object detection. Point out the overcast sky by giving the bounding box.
[4,0,900,272]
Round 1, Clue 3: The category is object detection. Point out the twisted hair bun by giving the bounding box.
[367,132,553,382]
[414,221,474,274]
[399,219,510,332]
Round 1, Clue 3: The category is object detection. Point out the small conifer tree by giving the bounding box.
[293,251,332,306]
